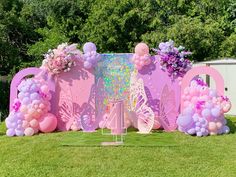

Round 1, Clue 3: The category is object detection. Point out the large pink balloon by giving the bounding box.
[135,43,149,56]
[39,113,57,133]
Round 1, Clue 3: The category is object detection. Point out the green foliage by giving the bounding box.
[1,0,235,74]
[220,33,236,57]
[27,17,69,60]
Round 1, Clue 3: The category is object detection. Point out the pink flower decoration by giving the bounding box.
[12,99,21,112]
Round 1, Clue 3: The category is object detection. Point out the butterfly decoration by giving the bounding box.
[80,78,105,132]
[158,84,178,131]
[129,72,154,133]
[58,87,82,131]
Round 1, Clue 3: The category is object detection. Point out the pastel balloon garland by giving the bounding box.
[6,78,57,136]
[177,78,231,136]
[82,42,101,69]
[131,43,151,70]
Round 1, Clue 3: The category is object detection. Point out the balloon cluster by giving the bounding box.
[154,40,192,80]
[177,78,231,136]
[131,43,151,70]
[5,78,57,136]
[82,42,101,69]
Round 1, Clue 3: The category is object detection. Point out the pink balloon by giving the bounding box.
[41,85,49,94]
[189,88,198,96]
[30,119,39,128]
[33,128,39,134]
[135,43,149,56]
[144,58,151,65]
[22,120,29,129]
[216,122,223,129]
[24,127,34,136]
[135,64,142,70]
[39,113,57,133]
[28,108,36,115]
[139,60,145,66]
[134,59,140,64]
[208,122,217,132]
[222,102,231,113]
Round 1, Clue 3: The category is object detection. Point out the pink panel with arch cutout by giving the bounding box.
[9,67,54,112]
[181,66,224,112]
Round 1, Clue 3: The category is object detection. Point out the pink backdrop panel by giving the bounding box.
[181,66,224,112]
[52,64,95,131]
[137,55,181,131]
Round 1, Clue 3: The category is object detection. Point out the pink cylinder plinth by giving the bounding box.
[109,100,124,135]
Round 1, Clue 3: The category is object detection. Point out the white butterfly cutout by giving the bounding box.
[129,72,155,133]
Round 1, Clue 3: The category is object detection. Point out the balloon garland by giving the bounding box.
[131,43,151,70]
[6,78,57,136]
[82,42,101,69]
[177,78,231,136]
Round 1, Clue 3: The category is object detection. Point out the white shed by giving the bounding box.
[194,58,236,115]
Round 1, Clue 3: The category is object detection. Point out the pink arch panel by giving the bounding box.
[181,66,224,111]
[9,67,55,112]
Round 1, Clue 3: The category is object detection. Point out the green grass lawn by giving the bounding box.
[0,117,236,177]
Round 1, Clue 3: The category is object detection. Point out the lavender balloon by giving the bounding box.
[82,42,100,69]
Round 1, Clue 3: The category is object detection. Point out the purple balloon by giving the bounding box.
[223,126,230,134]
[209,90,217,98]
[15,128,24,136]
[6,129,15,137]
[196,131,203,137]
[5,118,13,128]
[202,109,211,118]
[22,97,30,105]
[177,115,193,128]
[211,108,221,117]
[183,107,194,116]
[187,128,196,135]
[83,42,97,53]
[200,127,206,133]
[16,112,24,119]
[84,61,92,69]
[30,93,39,100]
[192,114,199,122]
[195,126,201,131]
